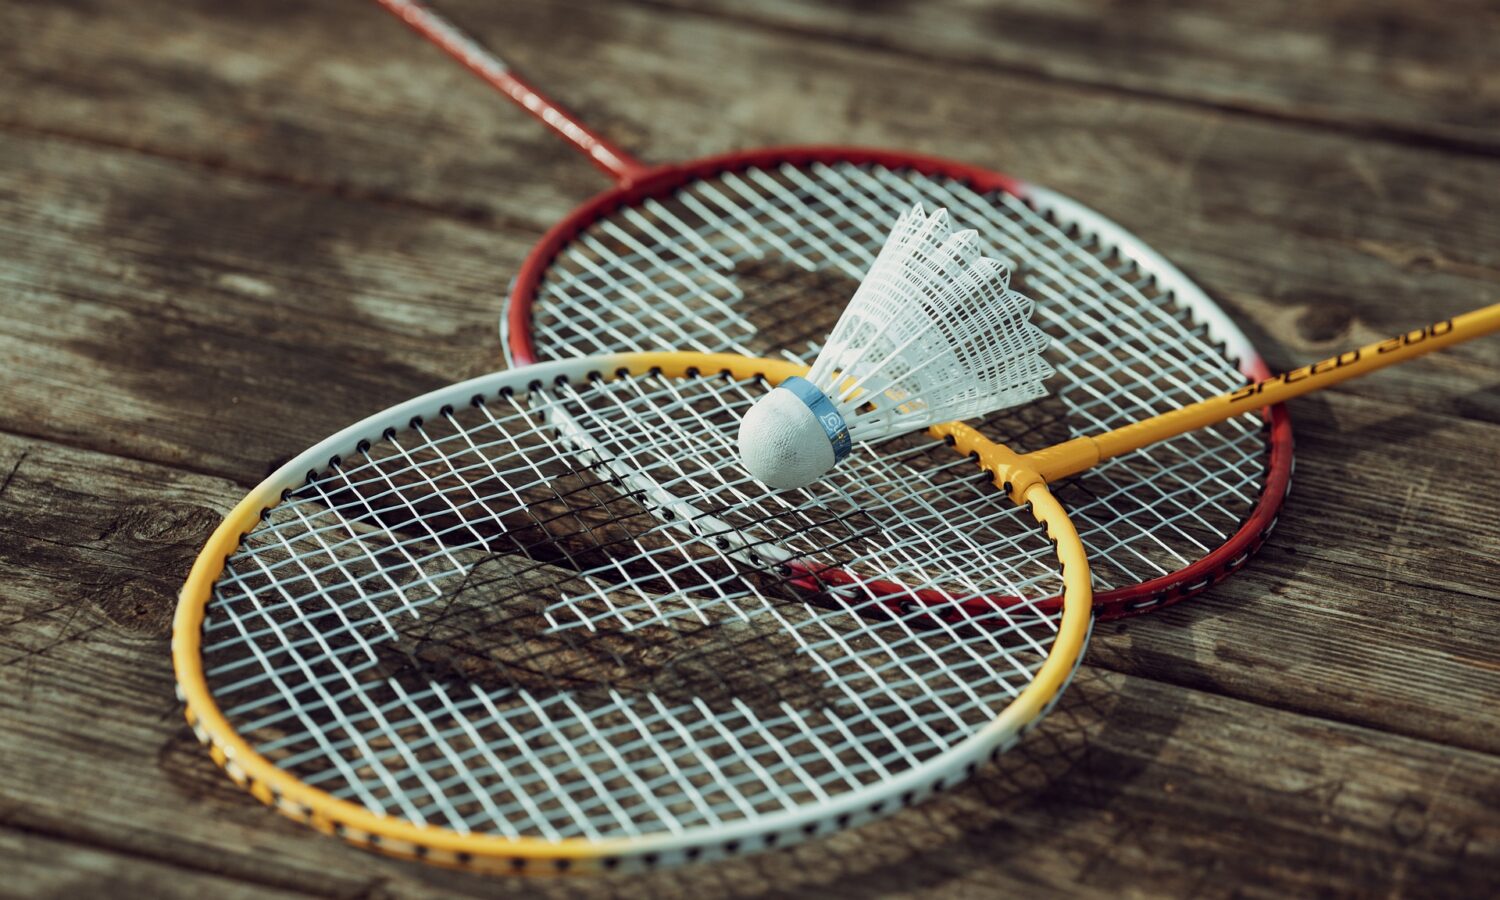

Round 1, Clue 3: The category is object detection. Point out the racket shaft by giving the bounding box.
[372,0,646,181]
[1031,302,1500,480]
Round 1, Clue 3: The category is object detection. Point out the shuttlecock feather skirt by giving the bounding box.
[737,203,1053,490]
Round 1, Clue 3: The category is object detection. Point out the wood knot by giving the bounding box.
[1295,303,1354,344]
[91,501,221,637]
[92,577,176,637]
[100,501,220,545]
[1388,795,1429,846]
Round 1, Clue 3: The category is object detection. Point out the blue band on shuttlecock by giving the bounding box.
[782,376,852,463]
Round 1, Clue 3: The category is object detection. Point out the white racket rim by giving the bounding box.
[173,351,1094,873]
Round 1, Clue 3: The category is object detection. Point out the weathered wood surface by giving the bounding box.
[2,434,1496,897]
[1,0,1498,896]
[0,828,301,900]
[6,0,1498,421]
[662,0,1500,155]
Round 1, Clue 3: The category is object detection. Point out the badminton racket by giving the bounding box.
[175,304,1495,871]
[372,0,1294,618]
[175,354,1094,873]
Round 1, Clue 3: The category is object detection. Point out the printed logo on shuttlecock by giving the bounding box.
[738,203,1054,490]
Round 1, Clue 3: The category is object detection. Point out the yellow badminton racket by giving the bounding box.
[173,302,1496,872]
[175,356,1093,873]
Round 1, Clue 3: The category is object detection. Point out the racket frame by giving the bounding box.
[373,0,1293,616]
[175,351,1093,872]
[501,147,1294,618]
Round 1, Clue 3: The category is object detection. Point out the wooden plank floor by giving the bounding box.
[2,1,1498,896]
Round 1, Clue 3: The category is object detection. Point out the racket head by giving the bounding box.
[503,145,1293,619]
[174,351,1091,872]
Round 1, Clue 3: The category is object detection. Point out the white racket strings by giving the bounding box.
[527,161,1268,596]
[197,369,1069,846]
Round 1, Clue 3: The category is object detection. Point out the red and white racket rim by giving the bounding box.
[372,2,1293,620]
[503,144,1294,620]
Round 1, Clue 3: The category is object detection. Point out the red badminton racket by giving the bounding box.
[374,0,1293,619]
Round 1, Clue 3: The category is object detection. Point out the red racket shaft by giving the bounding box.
[373,0,650,183]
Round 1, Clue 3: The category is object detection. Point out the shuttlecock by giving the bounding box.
[738,204,1053,490]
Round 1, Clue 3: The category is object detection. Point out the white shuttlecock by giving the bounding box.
[738,204,1053,490]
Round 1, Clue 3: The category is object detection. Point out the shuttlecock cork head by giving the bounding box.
[738,377,848,490]
[739,203,1053,491]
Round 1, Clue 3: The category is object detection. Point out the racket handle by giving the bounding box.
[1029,302,1500,481]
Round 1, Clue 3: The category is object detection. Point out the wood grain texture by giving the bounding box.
[655,0,1500,154]
[0,827,307,900]
[0,433,1495,897]
[1,0,1499,895]
[4,0,1498,419]
[0,122,1495,761]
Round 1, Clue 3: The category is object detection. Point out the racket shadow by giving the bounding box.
[580,665,1149,898]
[154,661,1141,897]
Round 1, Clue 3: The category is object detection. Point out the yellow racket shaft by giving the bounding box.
[931,302,1500,498]
[1020,302,1500,484]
